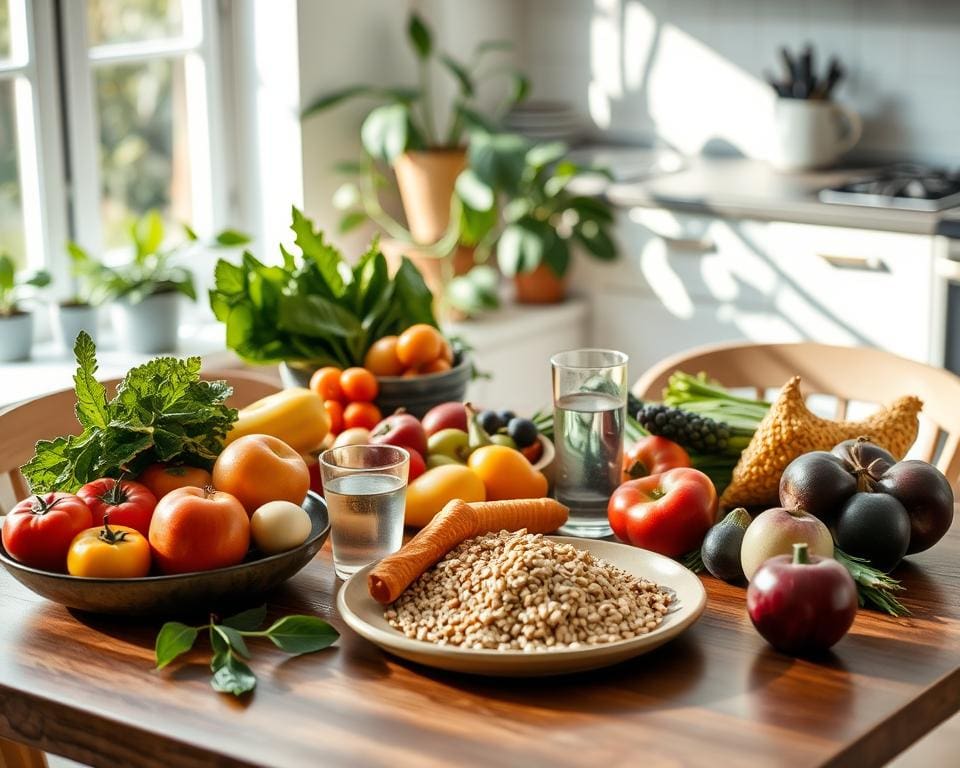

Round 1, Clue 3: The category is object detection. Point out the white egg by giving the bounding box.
[251,500,312,554]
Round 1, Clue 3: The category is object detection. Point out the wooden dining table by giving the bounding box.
[1,515,958,768]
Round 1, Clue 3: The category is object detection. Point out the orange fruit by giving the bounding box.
[138,464,213,500]
[422,358,452,374]
[343,401,382,431]
[212,435,310,516]
[323,400,344,435]
[309,367,343,402]
[396,324,444,368]
[440,338,454,364]
[401,367,421,378]
[340,367,379,402]
[364,336,404,376]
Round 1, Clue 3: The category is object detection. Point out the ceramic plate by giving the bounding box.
[337,536,706,677]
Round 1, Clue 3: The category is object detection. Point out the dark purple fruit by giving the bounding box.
[478,410,504,435]
[831,438,896,485]
[701,508,751,582]
[507,417,539,448]
[835,492,911,572]
[779,451,856,525]
[877,460,954,554]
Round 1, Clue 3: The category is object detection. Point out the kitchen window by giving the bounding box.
[0,0,237,297]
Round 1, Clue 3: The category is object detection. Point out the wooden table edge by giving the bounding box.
[0,681,256,768]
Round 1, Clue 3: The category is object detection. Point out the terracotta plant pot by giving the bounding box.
[380,238,475,319]
[393,149,467,245]
[514,264,568,304]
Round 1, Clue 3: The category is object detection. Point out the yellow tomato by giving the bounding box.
[67,524,152,578]
[467,445,548,501]
[225,388,329,454]
[404,464,486,528]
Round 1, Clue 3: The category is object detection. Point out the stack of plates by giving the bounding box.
[503,101,583,144]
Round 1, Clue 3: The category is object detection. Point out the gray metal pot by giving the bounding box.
[280,355,472,419]
[52,303,98,353]
[0,312,33,362]
[110,292,180,354]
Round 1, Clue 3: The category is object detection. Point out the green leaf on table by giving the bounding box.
[214,625,251,659]
[407,12,432,59]
[222,605,267,632]
[72,331,109,429]
[155,622,199,670]
[264,615,340,655]
[210,651,257,696]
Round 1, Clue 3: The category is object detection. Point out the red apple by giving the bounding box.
[369,412,428,458]
[407,449,426,482]
[747,543,857,655]
[421,402,468,437]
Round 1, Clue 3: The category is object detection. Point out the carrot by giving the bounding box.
[367,497,568,605]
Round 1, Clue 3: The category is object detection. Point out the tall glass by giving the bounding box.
[551,349,628,538]
[320,445,409,579]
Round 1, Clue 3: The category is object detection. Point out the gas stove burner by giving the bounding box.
[819,164,960,211]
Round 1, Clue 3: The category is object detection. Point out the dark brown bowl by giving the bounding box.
[0,492,330,617]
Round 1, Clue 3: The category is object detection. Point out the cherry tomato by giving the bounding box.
[1,493,94,571]
[78,479,158,537]
[340,367,379,402]
[324,399,344,435]
[343,401,382,431]
[138,464,213,500]
[309,366,343,402]
[148,487,250,574]
[67,522,151,578]
[622,436,691,482]
[396,324,444,368]
[363,336,403,377]
[608,468,717,558]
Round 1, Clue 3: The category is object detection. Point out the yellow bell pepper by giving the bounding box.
[226,388,330,454]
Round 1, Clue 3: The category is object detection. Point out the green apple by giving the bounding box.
[426,453,461,469]
[490,434,518,450]
[427,428,471,462]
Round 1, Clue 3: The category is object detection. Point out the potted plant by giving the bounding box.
[302,12,527,299]
[70,212,249,354]
[51,242,109,353]
[0,253,50,361]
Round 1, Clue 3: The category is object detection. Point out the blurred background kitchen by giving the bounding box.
[2,0,960,415]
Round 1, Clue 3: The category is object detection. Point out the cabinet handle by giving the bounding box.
[817,253,889,272]
[657,235,716,253]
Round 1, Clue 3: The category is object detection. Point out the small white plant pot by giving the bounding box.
[110,292,181,354]
[53,303,99,353]
[0,312,34,362]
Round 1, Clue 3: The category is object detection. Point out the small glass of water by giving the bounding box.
[551,349,629,539]
[319,444,409,579]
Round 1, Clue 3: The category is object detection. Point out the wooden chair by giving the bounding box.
[633,341,960,486]
[0,369,279,768]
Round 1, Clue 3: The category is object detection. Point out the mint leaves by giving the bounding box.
[21,332,238,492]
[209,208,438,366]
[155,605,339,696]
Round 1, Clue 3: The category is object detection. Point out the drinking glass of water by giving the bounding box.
[319,444,409,579]
[551,349,629,538]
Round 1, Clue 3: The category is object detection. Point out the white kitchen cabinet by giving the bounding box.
[577,208,939,372]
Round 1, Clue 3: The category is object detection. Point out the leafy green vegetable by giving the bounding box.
[155,606,339,696]
[21,332,237,492]
[210,208,439,366]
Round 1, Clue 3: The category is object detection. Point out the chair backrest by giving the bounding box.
[0,369,281,510]
[632,341,960,486]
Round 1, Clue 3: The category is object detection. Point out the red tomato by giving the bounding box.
[148,487,250,574]
[622,436,691,482]
[1,493,94,571]
[407,449,426,482]
[607,468,718,558]
[77,479,158,537]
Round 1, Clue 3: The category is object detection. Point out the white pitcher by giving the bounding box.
[769,99,862,171]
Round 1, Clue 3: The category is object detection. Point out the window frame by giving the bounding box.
[58,0,232,261]
[0,0,68,286]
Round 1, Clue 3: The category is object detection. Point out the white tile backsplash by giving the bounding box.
[521,0,960,165]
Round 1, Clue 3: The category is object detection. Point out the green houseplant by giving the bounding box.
[0,253,50,361]
[70,211,249,354]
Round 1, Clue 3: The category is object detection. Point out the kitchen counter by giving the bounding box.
[579,149,960,238]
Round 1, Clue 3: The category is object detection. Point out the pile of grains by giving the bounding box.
[384,530,672,651]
